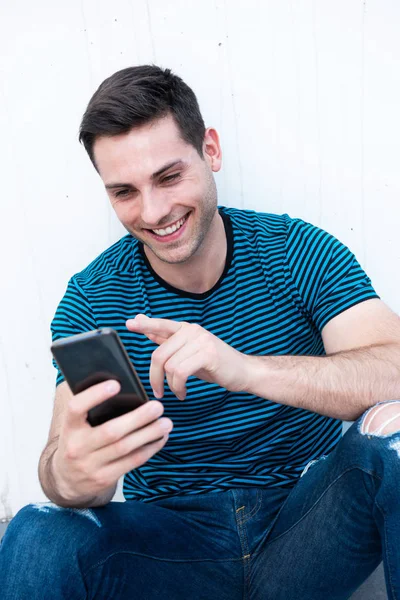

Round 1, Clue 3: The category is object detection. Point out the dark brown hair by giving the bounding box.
[79,65,206,168]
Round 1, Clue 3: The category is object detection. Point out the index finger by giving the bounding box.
[126,314,184,337]
[66,380,120,426]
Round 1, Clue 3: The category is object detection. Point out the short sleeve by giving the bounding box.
[50,276,98,386]
[285,219,380,332]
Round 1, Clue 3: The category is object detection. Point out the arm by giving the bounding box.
[245,299,400,420]
[43,277,116,506]
[38,382,117,508]
[39,378,171,509]
[127,300,400,423]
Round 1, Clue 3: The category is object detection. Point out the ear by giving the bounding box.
[202,128,222,172]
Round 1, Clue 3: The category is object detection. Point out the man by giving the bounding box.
[1,65,400,599]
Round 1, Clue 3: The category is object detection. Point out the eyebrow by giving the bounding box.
[105,159,186,190]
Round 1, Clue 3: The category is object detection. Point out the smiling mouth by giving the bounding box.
[147,212,190,237]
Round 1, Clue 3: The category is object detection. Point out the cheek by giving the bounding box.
[112,202,140,225]
[172,178,204,202]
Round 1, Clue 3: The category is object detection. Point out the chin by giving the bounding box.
[151,234,203,263]
[152,247,194,265]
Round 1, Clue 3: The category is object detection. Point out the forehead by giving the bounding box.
[93,115,195,183]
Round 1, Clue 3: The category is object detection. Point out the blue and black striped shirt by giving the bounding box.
[51,206,379,502]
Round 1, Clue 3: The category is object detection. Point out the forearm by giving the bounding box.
[245,343,400,421]
[38,440,117,509]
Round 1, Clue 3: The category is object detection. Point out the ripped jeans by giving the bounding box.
[1,403,400,600]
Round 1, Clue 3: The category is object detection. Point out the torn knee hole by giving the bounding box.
[31,503,102,527]
[361,401,400,437]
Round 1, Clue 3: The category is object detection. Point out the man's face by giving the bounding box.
[93,115,221,264]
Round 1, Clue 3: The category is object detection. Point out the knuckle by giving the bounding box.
[102,423,118,445]
[67,400,80,417]
[113,436,129,457]
[174,366,186,380]
[94,473,112,490]
[164,361,174,375]
[81,463,95,482]
[64,443,79,460]
[174,367,187,387]
[152,348,163,365]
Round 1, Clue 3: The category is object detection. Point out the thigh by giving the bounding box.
[85,492,245,600]
[250,422,383,600]
[1,493,244,600]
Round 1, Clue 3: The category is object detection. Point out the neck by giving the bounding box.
[143,212,227,294]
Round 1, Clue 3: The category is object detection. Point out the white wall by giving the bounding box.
[0,0,399,519]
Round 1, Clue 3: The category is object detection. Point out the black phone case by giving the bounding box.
[51,328,149,427]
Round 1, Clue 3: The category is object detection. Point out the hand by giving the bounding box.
[126,314,250,400]
[53,380,173,503]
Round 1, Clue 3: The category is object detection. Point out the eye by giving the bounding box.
[161,173,181,184]
[115,189,132,198]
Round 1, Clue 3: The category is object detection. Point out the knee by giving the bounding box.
[4,503,64,539]
[1,504,45,553]
[360,400,400,437]
[2,502,102,552]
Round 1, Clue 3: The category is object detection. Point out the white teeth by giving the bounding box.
[153,216,186,237]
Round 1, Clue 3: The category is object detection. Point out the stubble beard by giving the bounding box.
[140,179,218,265]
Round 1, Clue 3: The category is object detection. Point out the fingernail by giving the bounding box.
[106,381,119,393]
[159,418,173,433]
[149,401,163,416]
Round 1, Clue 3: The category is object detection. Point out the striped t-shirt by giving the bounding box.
[51,206,379,502]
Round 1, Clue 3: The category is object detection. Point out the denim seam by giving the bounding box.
[83,551,244,578]
[375,497,397,600]
[242,489,262,523]
[238,522,251,599]
[255,466,382,554]
[231,490,251,600]
[361,469,379,504]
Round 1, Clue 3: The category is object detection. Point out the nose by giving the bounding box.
[140,188,172,228]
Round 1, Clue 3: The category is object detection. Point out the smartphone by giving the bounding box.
[51,328,149,427]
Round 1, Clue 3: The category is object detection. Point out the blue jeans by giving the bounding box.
[1,412,400,600]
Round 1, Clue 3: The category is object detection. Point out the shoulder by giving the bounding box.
[72,234,138,289]
[285,218,346,266]
[219,205,292,239]
[219,206,341,250]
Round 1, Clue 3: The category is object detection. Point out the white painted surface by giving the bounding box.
[0,0,399,518]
